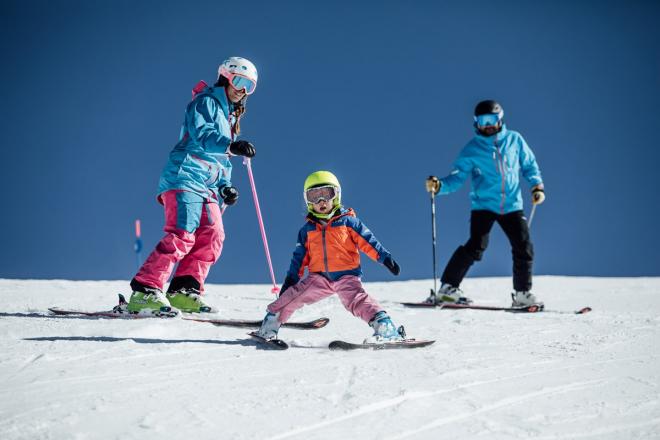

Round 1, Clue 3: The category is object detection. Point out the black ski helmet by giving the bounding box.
[474,100,503,117]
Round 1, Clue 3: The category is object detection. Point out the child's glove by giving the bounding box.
[228,140,256,157]
[278,275,297,296]
[220,186,239,205]
[383,256,401,276]
[532,186,545,205]
[426,176,441,194]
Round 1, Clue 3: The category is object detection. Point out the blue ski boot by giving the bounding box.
[366,311,404,343]
[256,312,281,340]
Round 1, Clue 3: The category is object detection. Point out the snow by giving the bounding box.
[1,276,659,439]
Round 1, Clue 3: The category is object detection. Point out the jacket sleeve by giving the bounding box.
[518,135,543,187]
[347,217,391,263]
[188,96,232,154]
[287,227,310,282]
[439,146,473,195]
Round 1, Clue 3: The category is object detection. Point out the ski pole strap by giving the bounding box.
[243,157,279,294]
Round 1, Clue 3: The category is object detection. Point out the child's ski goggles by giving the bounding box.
[227,73,257,95]
[474,112,503,127]
[304,185,339,204]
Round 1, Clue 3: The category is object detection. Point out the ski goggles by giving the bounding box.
[304,185,339,204]
[474,112,503,127]
[227,73,257,95]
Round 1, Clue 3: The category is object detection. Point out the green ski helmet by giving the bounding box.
[303,171,341,219]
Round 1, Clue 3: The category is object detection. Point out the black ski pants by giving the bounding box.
[441,210,534,292]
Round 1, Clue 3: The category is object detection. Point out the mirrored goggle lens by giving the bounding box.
[231,75,256,94]
[475,113,501,127]
[305,186,337,204]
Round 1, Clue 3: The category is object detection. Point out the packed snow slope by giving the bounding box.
[1,277,659,440]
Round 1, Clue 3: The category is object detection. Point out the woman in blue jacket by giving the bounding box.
[127,57,259,315]
[427,100,546,307]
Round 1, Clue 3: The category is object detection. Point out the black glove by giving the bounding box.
[228,140,256,158]
[220,186,239,205]
[383,256,401,276]
[279,274,297,296]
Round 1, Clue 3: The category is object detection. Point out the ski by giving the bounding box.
[328,339,435,351]
[248,331,289,350]
[185,316,329,329]
[48,307,178,318]
[401,301,591,314]
[48,307,330,328]
[49,294,330,328]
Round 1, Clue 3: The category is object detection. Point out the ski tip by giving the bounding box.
[576,307,592,314]
[312,317,330,328]
[400,301,437,308]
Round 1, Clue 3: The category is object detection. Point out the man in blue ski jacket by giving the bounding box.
[426,100,545,307]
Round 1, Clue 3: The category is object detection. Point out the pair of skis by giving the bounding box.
[401,298,592,315]
[248,331,435,351]
[48,295,434,351]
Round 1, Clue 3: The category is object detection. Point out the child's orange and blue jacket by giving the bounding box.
[286,207,392,283]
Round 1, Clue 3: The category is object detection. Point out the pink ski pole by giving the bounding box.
[243,157,279,294]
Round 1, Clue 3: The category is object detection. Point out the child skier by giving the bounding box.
[426,100,545,307]
[127,57,259,315]
[256,171,404,342]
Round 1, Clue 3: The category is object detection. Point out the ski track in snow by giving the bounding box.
[1,276,659,439]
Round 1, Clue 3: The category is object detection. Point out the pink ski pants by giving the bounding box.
[267,273,383,324]
[134,190,224,291]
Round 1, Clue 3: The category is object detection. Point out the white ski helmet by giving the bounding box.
[218,57,258,94]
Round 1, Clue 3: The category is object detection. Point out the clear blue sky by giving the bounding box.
[1,0,659,286]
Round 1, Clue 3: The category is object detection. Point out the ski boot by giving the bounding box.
[167,287,217,313]
[365,311,404,343]
[256,312,281,340]
[511,291,543,307]
[427,284,472,305]
[127,286,178,317]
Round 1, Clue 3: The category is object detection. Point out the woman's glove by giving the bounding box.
[220,186,239,205]
[228,140,256,157]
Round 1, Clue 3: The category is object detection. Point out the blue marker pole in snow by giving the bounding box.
[134,219,143,269]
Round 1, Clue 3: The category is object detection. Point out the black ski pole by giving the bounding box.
[425,177,440,300]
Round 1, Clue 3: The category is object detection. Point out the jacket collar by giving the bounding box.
[474,124,508,147]
[306,206,355,225]
[207,86,234,116]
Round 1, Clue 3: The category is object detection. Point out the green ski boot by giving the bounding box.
[167,288,216,313]
[127,287,178,317]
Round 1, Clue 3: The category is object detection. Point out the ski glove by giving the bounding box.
[383,256,401,276]
[426,176,441,194]
[220,186,239,205]
[532,185,545,205]
[228,140,256,158]
[279,275,297,297]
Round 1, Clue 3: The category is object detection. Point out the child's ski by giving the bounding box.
[248,331,289,350]
[401,301,591,314]
[328,339,435,351]
[186,316,329,329]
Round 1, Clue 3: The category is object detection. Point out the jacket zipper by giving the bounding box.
[321,225,330,277]
[494,138,506,214]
